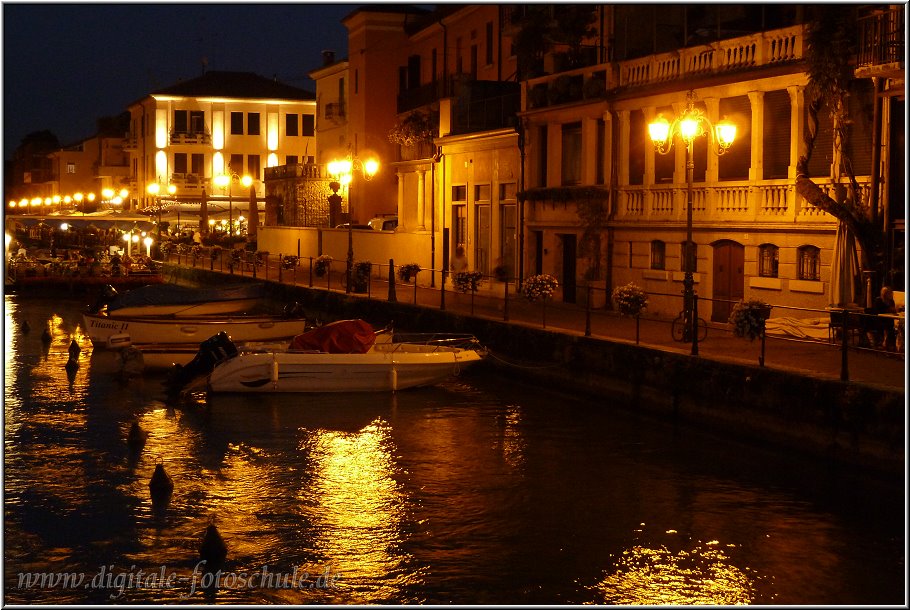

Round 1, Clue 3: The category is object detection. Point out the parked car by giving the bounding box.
[369,216,398,231]
[334,223,372,230]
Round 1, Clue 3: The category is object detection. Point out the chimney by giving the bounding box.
[321,50,335,66]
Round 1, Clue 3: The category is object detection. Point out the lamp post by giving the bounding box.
[215,170,252,238]
[327,154,380,292]
[648,90,736,353]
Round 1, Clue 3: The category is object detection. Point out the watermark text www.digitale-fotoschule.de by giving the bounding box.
[16,561,342,600]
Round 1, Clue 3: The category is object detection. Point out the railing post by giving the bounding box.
[278,255,283,283]
[585,285,592,337]
[841,310,849,382]
[388,259,397,302]
[691,294,699,356]
[308,257,314,288]
[503,279,510,322]
[440,269,447,311]
[759,320,766,367]
[413,270,419,304]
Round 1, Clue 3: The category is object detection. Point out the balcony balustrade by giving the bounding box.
[524,24,805,111]
[169,130,212,145]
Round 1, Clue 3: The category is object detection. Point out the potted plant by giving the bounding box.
[282,255,299,270]
[612,282,648,317]
[521,274,559,302]
[398,262,421,283]
[452,270,484,293]
[351,260,372,293]
[729,299,773,341]
[314,254,333,278]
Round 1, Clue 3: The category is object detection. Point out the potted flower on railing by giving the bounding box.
[521,273,559,327]
[612,282,648,344]
[452,270,484,293]
[612,282,648,317]
[314,254,333,278]
[729,299,772,341]
[398,263,421,283]
[351,260,372,293]
[282,255,299,270]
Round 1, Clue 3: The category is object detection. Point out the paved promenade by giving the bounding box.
[168,256,906,392]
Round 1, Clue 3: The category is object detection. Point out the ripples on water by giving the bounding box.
[3,295,905,604]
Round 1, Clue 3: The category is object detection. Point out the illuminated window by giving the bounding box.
[797,245,820,280]
[759,244,779,278]
[66,162,76,174]
[650,240,665,270]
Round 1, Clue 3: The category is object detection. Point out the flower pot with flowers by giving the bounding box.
[351,261,372,293]
[612,282,648,317]
[398,263,421,283]
[521,274,559,327]
[452,270,484,294]
[612,282,648,344]
[729,298,772,366]
[729,299,772,341]
[314,254,333,278]
[282,255,299,270]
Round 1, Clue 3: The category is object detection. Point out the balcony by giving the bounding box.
[264,163,324,181]
[855,6,905,79]
[451,81,521,135]
[169,130,212,146]
[325,102,346,120]
[523,24,805,111]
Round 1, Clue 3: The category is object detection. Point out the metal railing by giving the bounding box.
[159,252,904,384]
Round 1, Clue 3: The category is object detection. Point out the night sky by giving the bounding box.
[2,3,359,158]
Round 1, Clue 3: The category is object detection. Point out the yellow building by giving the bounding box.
[126,70,316,228]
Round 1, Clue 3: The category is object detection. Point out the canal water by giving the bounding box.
[3,294,905,604]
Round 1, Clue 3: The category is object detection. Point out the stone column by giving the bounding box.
[396,172,405,231]
[417,169,426,230]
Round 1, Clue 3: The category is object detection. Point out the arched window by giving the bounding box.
[797,245,820,281]
[758,244,779,278]
[650,240,665,270]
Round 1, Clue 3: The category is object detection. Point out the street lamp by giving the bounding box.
[648,90,736,354]
[327,153,380,292]
[215,170,252,237]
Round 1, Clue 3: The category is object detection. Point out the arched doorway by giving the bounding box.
[712,240,744,322]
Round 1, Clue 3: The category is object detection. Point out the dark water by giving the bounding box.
[3,294,906,604]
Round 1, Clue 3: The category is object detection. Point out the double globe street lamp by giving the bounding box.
[327,154,380,293]
[648,90,736,354]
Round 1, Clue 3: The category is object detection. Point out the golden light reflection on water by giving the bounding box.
[592,533,755,605]
[302,418,418,600]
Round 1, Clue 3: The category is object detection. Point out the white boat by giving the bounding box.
[92,283,265,317]
[82,312,308,347]
[169,320,486,394]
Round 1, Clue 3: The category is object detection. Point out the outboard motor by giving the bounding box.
[88,284,119,314]
[165,332,239,395]
[282,301,304,318]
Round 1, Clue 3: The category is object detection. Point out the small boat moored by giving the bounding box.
[90,283,265,318]
[167,319,486,395]
[82,311,308,347]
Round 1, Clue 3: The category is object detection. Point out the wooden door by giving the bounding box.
[712,240,744,322]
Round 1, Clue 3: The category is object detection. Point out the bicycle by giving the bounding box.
[671,310,708,342]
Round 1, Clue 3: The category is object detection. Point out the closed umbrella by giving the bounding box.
[247,185,258,240]
[199,189,209,235]
[829,221,859,307]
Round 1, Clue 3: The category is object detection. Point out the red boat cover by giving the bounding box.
[290,319,376,354]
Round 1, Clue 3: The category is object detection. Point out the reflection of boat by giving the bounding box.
[170,319,486,394]
[82,312,307,347]
[93,283,265,317]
